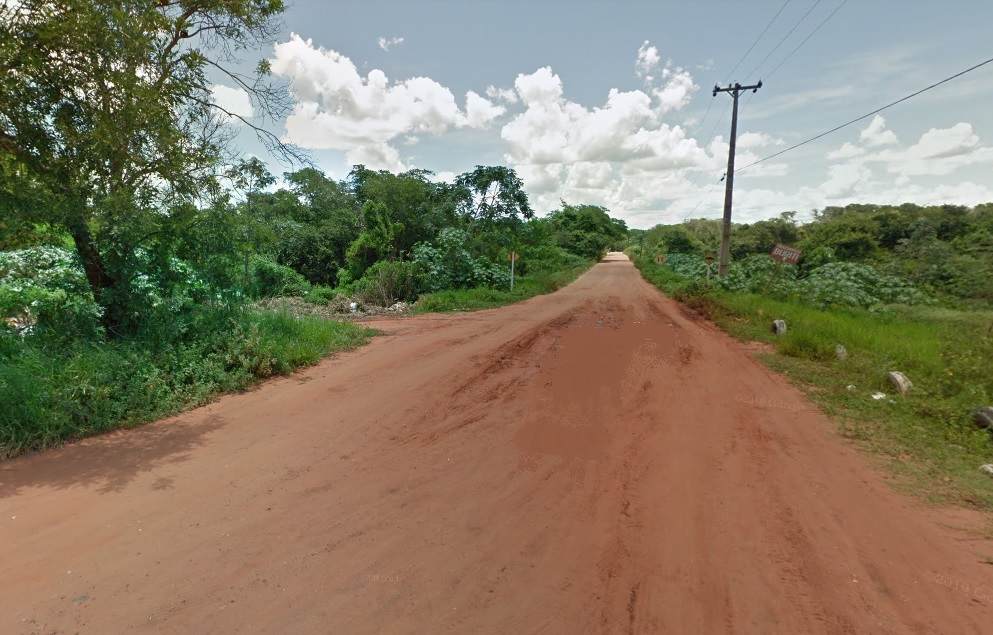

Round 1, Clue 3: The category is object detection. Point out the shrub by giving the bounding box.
[412,228,507,291]
[0,306,371,459]
[515,244,587,276]
[249,257,311,298]
[0,245,103,341]
[303,285,338,305]
[352,260,423,306]
[649,252,930,311]
[798,262,931,309]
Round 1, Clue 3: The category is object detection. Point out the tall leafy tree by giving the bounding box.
[348,166,450,256]
[227,157,275,285]
[546,202,627,260]
[0,0,296,331]
[452,165,533,260]
[272,168,360,286]
[454,166,533,231]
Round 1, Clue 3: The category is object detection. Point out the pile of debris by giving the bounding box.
[253,296,414,320]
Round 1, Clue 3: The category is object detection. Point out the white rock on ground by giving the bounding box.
[887,371,913,395]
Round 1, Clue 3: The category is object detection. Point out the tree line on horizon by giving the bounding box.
[630,202,993,303]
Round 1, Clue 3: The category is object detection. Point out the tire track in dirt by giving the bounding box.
[3,253,993,634]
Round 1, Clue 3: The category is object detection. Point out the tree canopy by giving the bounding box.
[0,0,293,331]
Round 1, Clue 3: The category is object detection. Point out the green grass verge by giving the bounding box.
[413,265,592,313]
[0,308,373,460]
[635,256,993,512]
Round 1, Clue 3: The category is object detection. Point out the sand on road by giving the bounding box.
[3,252,993,634]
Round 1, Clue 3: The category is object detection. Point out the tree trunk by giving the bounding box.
[69,218,121,334]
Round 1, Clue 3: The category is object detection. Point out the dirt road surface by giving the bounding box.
[3,253,993,634]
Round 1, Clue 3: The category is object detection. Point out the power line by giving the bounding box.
[765,0,849,81]
[685,1,789,173]
[745,0,823,79]
[679,98,731,214]
[681,178,723,221]
[701,100,731,155]
[739,0,848,113]
[736,55,993,173]
[721,0,791,85]
[686,95,715,140]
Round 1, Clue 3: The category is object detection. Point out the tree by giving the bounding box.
[227,157,275,286]
[348,166,451,256]
[546,202,626,261]
[275,168,360,286]
[342,201,405,282]
[454,166,534,231]
[0,0,296,332]
[730,211,799,259]
[643,224,704,256]
[452,166,533,261]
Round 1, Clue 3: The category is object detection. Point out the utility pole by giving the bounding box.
[713,80,761,278]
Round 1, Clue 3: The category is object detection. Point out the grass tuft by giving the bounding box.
[634,256,993,511]
[0,307,372,460]
[414,265,590,313]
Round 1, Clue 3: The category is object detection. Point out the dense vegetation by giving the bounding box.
[630,203,993,307]
[0,1,628,457]
[633,203,993,509]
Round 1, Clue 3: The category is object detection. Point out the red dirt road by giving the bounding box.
[3,253,993,634]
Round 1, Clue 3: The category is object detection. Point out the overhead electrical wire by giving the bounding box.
[740,0,848,113]
[721,0,791,85]
[744,0,823,80]
[687,1,791,158]
[678,0,796,221]
[679,98,732,221]
[764,0,849,81]
[686,96,715,140]
[736,55,993,173]
[681,180,723,222]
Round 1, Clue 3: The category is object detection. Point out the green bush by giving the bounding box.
[647,253,930,311]
[412,228,507,291]
[0,245,104,341]
[352,259,423,306]
[303,285,338,305]
[249,257,311,298]
[0,306,371,459]
[516,244,587,276]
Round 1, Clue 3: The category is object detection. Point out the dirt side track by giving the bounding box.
[3,253,993,634]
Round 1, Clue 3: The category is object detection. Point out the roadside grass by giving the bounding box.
[0,308,373,460]
[635,256,993,511]
[414,265,591,313]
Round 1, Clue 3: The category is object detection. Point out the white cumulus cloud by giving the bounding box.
[486,85,519,104]
[737,132,784,149]
[464,90,506,128]
[859,115,898,147]
[636,41,661,82]
[500,66,703,167]
[210,84,254,121]
[827,142,865,160]
[651,64,696,115]
[865,122,993,176]
[495,49,717,220]
[271,34,503,171]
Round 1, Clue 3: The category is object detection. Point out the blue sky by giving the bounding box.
[214,0,993,228]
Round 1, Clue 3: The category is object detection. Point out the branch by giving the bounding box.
[184,92,310,167]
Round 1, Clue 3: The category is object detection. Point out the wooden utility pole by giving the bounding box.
[713,80,762,277]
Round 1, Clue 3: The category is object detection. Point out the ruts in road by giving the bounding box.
[3,252,993,634]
